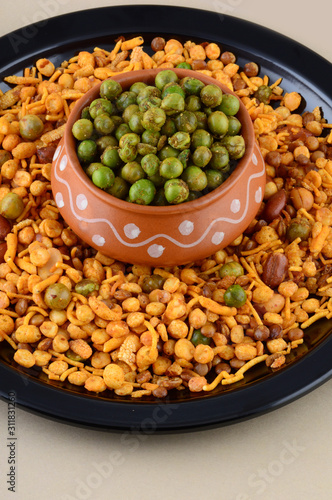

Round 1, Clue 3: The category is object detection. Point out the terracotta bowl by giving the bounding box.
[51,68,265,266]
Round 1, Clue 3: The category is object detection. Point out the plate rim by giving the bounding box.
[1,4,332,432]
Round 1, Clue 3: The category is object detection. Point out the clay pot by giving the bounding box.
[51,68,265,266]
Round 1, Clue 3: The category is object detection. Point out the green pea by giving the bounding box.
[191,129,213,149]
[157,135,168,151]
[181,166,207,192]
[122,103,140,123]
[164,178,189,204]
[100,79,122,99]
[130,81,148,95]
[205,169,225,190]
[94,113,115,135]
[106,176,129,200]
[81,106,91,120]
[19,114,44,140]
[136,143,157,156]
[155,70,179,90]
[141,130,160,147]
[96,135,118,153]
[219,261,244,278]
[129,179,156,205]
[110,115,123,128]
[115,123,131,142]
[65,349,85,363]
[161,82,186,100]
[141,274,166,293]
[200,84,223,108]
[0,193,25,220]
[185,95,201,112]
[89,98,114,119]
[209,146,229,170]
[129,112,145,134]
[138,96,162,113]
[210,141,224,150]
[72,119,93,141]
[141,153,160,176]
[227,116,242,136]
[254,85,272,104]
[137,86,161,106]
[160,157,183,179]
[191,329,211,346]
[176,62,192,69]
[174,111,197,133]
[118,143,137,163]
[180,77,205,96]
[192,146,212,168]
[208,111,229,136]
[177,149,191,169]
[101,146,121,169]
[224,284,247,308]
[44,283,71,310]
[115,91,137,112]
[286,218,311,242]
[158,145,180,160]
[75,279,99,297]
[217,94,240,116]
[121,161,145,184]
[161,118,177,137]
[85,162,104,178]
[168,131,191,150]
[92,166,115,189]
[222,135,246,160]
[194,111,208,130]
[160,93,185,116]
[142,107,167,132]
[119,133,140,148]
[77,140,97,163]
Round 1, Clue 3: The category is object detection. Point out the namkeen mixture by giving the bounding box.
[0,36,332,398]
[72,69,246,205]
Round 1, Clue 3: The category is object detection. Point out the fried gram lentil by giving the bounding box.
[0,36,332,397]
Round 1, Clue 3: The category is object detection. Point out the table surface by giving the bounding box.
[0,1,332,499]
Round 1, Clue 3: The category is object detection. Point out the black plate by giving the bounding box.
[1,5,332,432]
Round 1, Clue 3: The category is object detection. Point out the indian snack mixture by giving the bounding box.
[72,69,246,205]
[0,36,332,398]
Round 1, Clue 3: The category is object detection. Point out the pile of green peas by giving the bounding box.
[72,70,246,205]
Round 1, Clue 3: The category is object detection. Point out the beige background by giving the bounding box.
[0,1,332,499]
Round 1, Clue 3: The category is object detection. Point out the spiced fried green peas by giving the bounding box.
[129,179,156,205]
[72,70,246,205]
[0,193,25,219]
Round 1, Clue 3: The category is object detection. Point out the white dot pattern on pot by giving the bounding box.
[211,232,225,245]
[178,220,194,236]
[230,199,241,213]
[76,194,88,211]
[255,186,263,203]
[92,235,105,247]
[55,192,64,208]
[59,154,67,171]
[124,223,141,239]
[147,244,165,258]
